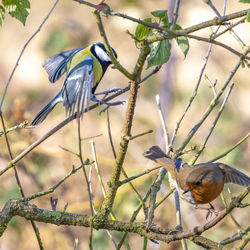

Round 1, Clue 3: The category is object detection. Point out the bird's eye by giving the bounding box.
[196,181,201,186]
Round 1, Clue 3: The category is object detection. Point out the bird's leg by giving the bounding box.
[91,95,125,114]
[193,203,219,220]
[206,203,219,220]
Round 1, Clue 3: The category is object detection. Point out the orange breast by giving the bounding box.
[188,180,224,204]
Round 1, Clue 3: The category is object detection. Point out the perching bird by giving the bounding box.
[144,146,250,206]
[31,42,119,126]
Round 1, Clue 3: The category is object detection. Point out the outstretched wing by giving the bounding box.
[218,163,250,186]
[43,48,83,83]
[62,56,94,117]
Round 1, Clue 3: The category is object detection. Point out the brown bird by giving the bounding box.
[144,146,250,206]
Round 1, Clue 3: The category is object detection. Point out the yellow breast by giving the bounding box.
[67,45,103,86]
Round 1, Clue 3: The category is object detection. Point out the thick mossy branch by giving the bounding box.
[0,188,248,248]
[98,43,151,220]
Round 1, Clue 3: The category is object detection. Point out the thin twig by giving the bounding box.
[146,168,167,230]
[182,9,249,34]
[220,227,250,245]
[59,145,79,157]
[146,29,250,60]
[0,113,44,249]
[90,141,107,197]
[174,186,188,250]
[0,0,60,110]
[128,129,153,140]
[0,2,60,247]
[204,74,217,97]
[220,192,244,231]
[208,132,250,162]
[74,0,250,59]
[76,84,94,250]
[23,164,87,202]
[1,66,160,177]
[206,0,246,47]
[88,165,96,212]
[87,162,118,248]
[155,94,170,153]
[118,166,161,186]
[93,10,133,80]
[175,52,247,157]
[156,83,187,249]
[171,0,181,28]
[0,120,28,137]
[117,172,161,249]
[110,4,249,36]
[90,140,116,221]
[106,109,117,158]
[169,42,215,150]
[211,17,246,40]
[190,83,234,164]
[155,188,175,208]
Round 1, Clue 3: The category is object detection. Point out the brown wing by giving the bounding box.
[217,163,250,186]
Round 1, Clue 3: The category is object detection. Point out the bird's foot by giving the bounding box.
[99,100,125,114]
[205,203,219,220]
[91,95,125,113]
[94,88,123,99]
[194,203,219,220]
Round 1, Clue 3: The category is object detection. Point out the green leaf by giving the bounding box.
[239,0,250,3]
[147,39,171,68]
[0,5,5,27]
[151,10,169,27]
[247,10,250,22]
[3,0,30,26]
[135,18,152,40]
[174,24,189,57]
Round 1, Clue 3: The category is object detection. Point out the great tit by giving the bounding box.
[31,42,117,126]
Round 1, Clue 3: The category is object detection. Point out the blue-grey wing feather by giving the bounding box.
[43,48,83,83]
[62,56,94,117]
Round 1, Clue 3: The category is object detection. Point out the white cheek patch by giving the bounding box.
[95,45,112,62]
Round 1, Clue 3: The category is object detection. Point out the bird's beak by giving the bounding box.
[183,188,190,194]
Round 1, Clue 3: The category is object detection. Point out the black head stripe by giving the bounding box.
[90,43,117,78]
[91,43,117,62]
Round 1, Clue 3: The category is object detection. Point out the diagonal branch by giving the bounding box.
[0,0,60,111]
[1,65,161,177]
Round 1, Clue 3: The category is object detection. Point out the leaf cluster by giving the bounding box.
[0,0,30,26]
[135,10,189,68]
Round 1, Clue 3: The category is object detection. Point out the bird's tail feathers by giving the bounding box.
[143,146,175,173]
[31,92,63,126]
[143,146,170,161]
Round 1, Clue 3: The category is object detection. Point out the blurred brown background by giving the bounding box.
[0,0,249,249]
